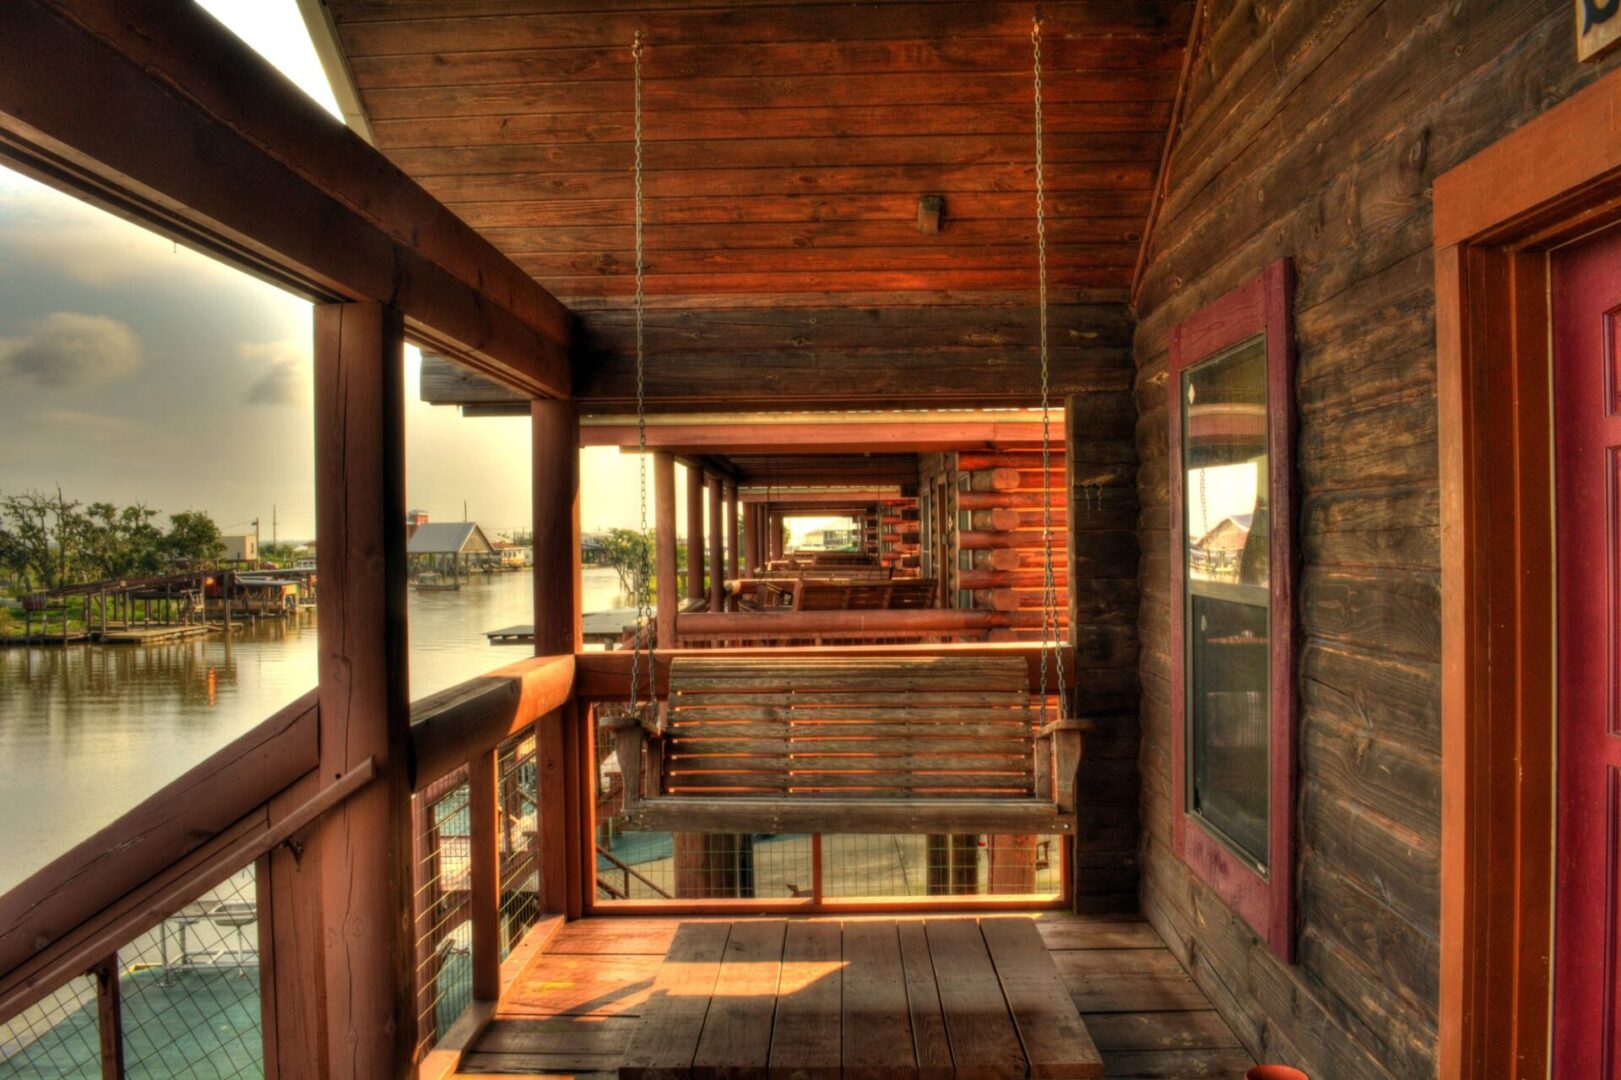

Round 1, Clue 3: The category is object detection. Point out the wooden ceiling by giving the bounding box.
[319,1,1193,410]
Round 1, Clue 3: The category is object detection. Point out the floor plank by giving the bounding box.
[1052,949,1213,1014]
[1081,1010,1243,1053]
[461,914,1253,1080]
[1099,1047,1257,1078]
[1036,920,1164,951]
[981,918,1104,1079]
[897,921,954,1080]
[842,920,919,1080]
[691,920,787,1080]
[619,922,732,1080]
[925,919,1027,1080]
[767,921,842,1080]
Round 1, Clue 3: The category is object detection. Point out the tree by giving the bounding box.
[0,489,79,590]
[163,510,225,565]
[600,527,653,599]
[79,502,162,579]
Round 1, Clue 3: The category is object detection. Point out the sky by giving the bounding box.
[0,0,650,543]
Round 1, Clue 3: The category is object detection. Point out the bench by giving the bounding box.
[610,655,1083,835]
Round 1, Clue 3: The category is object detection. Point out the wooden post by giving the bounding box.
[531,398,581,922]
[707,473,725,611]
[654,454,678,647]
[92,953,124,1080]
[310,301,415,1077]
[685,464,705,601]
[468,748,500,1001]
[724,483,740,584]
[531,399,581,656]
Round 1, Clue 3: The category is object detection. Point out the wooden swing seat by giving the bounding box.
[610,654,1083,835]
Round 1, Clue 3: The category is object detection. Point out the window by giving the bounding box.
[1168,259,1296,962]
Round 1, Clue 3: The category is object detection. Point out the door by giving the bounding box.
[1553,225,1621,1077]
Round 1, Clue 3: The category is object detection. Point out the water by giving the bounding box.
[0,567,630,894]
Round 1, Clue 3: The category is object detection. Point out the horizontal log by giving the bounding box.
[577,644,1078,701]
[676,610,1001,639]
[620,796,1073,835]
[579,418,1067,454]
[0,1,570,397]
[0,690,319,984]
[409,655,575,789]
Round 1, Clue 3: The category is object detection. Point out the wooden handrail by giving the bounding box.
[407,654,575,792]
[0,690,319,985]
[0,759,375,1025]
[575,642,1075,700]
[677,609,991,639]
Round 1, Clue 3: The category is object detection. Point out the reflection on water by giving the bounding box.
[0,567,629,893]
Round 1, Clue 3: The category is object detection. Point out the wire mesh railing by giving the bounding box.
[412,769,472,1056]
[495,731,541,960]
[0,975,101,1078]
[0,867,264,1080]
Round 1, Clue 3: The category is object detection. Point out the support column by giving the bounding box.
[311,301,414,1077]
[531,398,581,655]
[685,464,705,602]
[707,473,725,611]
[654,453,677,646]
[532,398,580,918]
[724,483,740,583]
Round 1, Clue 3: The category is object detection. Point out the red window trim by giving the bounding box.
[1167,257,1297,963]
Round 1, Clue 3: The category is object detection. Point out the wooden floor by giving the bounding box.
[457,913,1253,1079]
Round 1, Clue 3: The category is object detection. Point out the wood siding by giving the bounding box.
[1133,2,1621,1077]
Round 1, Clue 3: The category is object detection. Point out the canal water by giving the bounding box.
[0,567,631,894]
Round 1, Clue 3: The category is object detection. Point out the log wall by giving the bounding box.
[1133,2,1621,1076]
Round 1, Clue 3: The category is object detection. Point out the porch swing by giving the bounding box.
[609,23,1086,836]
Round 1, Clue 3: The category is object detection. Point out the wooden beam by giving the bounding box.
[655,454,679,646]
[532,399,582,654]
[310,302,415,1078]
[0,0,570,398]
[739,489,900,505]
[686,465,706,602]
[582,418,1066,454]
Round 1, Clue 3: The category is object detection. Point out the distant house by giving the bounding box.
[220,534,258,563]
[800,526,858,551]
[1190,513,1252,581]
[492,540,532,568]
[406,521,495,579]
[582,532,608,565]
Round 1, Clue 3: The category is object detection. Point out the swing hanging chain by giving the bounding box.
[629,30,652,717]
[1032,15,1069,724]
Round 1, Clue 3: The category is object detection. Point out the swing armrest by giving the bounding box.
[603,707,666,810]
[1036,717,1091,815]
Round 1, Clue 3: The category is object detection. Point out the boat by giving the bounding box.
[412,572,460,593]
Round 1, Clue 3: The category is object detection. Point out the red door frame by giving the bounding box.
[1549,226,1621,1079]
[1435,66,1621,1080]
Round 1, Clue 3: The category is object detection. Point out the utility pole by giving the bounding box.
[463,500,468,522]
[252,517,260,548]
[272,505,278,546]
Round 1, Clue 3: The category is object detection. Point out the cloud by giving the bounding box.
[0,312,143,387]
[240,339,308,406]
[29,408,147,443]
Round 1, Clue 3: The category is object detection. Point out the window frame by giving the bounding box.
[1168,258,1298,963]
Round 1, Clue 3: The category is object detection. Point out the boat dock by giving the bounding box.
[487,608,639,648]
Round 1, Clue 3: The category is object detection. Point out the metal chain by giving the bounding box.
[1032,15,1069,724]
[629,30,652,717]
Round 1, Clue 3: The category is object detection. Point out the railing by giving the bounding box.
[0,654,575,1079]
[0,643,1072,1073]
